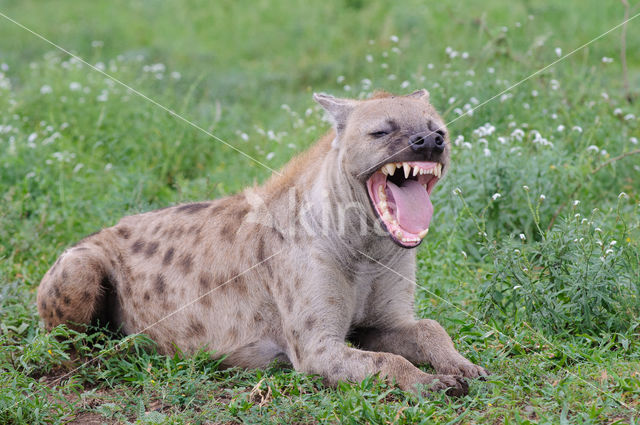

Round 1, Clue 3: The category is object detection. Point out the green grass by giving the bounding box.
[1,0,640,423]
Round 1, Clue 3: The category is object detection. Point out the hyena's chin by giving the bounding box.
[366,161,442,248]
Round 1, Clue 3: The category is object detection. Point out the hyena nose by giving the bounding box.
[409,133,445,154]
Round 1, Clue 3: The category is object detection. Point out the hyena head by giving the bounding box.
[313,90,450,248]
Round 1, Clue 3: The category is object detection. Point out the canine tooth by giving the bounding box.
[403,163,411,178]
[418,228,429,238]
[381,167,388,176]
[395,230,403,239]
[385,163,396,176]
[412,166,420,177]
[422,184,427,190]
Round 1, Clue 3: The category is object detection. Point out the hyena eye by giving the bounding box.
[370,130,390,138]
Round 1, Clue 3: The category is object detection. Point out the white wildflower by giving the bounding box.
[555,47,562,57]
[365,54,373,63]
[519,233,526,241]
[265,152,275,160]
[390,35,399,43]
[69,82,81,91]
[601,57,613,63]
[40,85,53,94]
[491,193,502,201]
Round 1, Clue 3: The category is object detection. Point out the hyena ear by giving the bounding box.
[313,93,358,132]
[406,89,430,101]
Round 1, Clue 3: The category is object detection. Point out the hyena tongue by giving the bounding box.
[387,180,433,233]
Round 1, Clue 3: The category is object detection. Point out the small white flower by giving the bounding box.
[461,52,469,59]
[265,152,275,160]
[556,125,565,132]
[513,285,522,290]
[624,113,635,121]
[69,82,81,91]
[618,192,628,199]
[491,193,502,201]
[487,67,495,74]
[539,194,546,201]
[91,40,104,48]
[105,163,113,171]
[170,71,181,80]
[586,145,599,152]
[484,148,491,157]
[343,84,351,91]
[337,75,345,84]
[601,57,613,63]
[610,240,617,246]
[453,188,462,196]
[630,137,638,145]
[514,249,520,254]
[26,171,36,179]
[572,126,582,133]
[461,251,467,260]
[531,89,538,97]
[613,108,623,116]
[28,132,37,143]
[522,185,529,191]
[427,63,434,69]
[390,35,399,43]
[40,85,53,94]
[519,233,526,241]
[400,80,410,89]
[595,227,602,233]
[365,54,373,63]
[573,200,580,206]
[73,163,84,173]
[555,47,562,57]
[605,249,614,255]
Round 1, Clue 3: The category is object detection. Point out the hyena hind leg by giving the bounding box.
[37,244,121,332]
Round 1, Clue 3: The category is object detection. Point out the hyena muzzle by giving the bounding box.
[38,89,488,396]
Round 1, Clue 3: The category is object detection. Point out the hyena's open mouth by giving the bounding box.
[366,161,442,248]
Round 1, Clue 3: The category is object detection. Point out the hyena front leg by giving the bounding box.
[352,319,489,379]
[284,328,469,396]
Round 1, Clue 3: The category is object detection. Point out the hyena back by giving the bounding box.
[38,90,488,395]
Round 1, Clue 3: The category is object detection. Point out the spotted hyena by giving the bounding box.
[37,90,488,396]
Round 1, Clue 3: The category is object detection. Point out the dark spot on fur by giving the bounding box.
[293,343,301,360]
[40,300,47,310]
[187,318,206,338]
[253,312,263,323]
[162,247,175,266]
[53,285,61,298]
[220,222,238,242]
[330,365,343,376]
[131,239,145,254]
[61,269,68,280]
[209,204,225,216]
[82,291,91,301]
[304,316,316,331]
[152,224,162,235]
[154,273,166,294]
[116,226,131,239]
[199,272,212,288]
[55,306,63,318]
[175,202,211,214]
[144,241,159,258]
[75,247,88,251]
[144,291,151,301]
[285,293,293,313]
[256,237,274,277]
[179,253,194,275]
[62,296,70,305]
[374,356,384,368]
[315,346,327,356]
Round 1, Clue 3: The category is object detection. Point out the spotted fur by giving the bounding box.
[37,90,487,395]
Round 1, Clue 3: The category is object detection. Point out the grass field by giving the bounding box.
[1,0,640,423]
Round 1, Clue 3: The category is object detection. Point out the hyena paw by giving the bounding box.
[415,374,469,397]
[436,356,489,379]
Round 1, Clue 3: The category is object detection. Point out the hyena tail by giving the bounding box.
[37,232,122,332]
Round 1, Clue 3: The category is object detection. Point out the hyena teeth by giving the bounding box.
[377,185,387,201]
[403,163,411,179]
[412,166,420,177]
[395,230,403,239]
[422,184,428,190]
[381,167,389,176]
[385,163,396,176]
[418,228,429,238]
